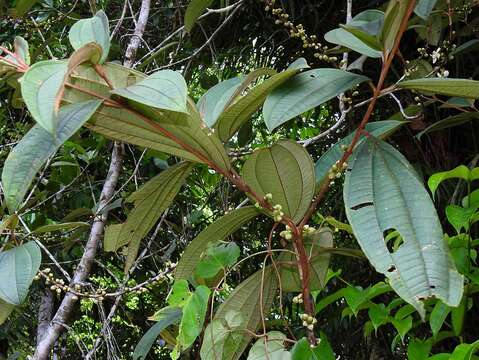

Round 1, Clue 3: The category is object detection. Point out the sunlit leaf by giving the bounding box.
[427,165,471,196]
[195,242,240,279]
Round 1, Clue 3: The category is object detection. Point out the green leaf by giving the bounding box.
[349,10,385,36]
[200,310,246,360]
[343,137,463,318]
[446,205,477,234]
[428,165,471,196]
[175,206,261,281]
[69,10,110,63]
[324,28,382,58]
[111,70,188,113]
[32,222,90,234]
[133,307,182,360]
[242,140,315,223]
[291,333,335,360]
[171,284,211,359]
[184,0,214,32]
[399,78,479,99]
[214,64,308,141]
[430,301,451,338]
[20,60,68,134]
[415,0,439,20]
[368,303,389,331]
[212,268,278,360]
[391,316,413,341]
[9,0,37,17]
[408,339,432,360]
[105,163,193,271]
[0,242,41,305]
[263,69,369,131]
[315,120,405,189]
[341,25,384,51]
[2,100,102,213]
[450,340,479,359]
[63,63,230,169]
[279,228,333,292]
[195,242,240,279]
[382,0,413,53]
[417,112,479,139]
[0,298,15,325]
[451,296,466,336]
[247,331,290,360]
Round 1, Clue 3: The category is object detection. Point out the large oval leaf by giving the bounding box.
[314,120,405,189]
[263,69,369,131]
[175,206,261,281]
[398,78,479,98]
[2,100,102,212]
[243,140,315,223]
[69,10,110,63]
[20,60,68,134]
[343,137,463,318]
[111,70,188,113]
[0,242,41,305]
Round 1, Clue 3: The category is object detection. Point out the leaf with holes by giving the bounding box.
[343,137,463,318]
[279,228,333,292]
[104,163,193,272]
[242,140,315,223]
[175,206,261,281]
[69,10,110,63]
[2,100,102,213]
[263,69,369,131]
[111,70,188,113]
[0,242,41,305]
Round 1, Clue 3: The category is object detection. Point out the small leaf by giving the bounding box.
[408,339,432,360]
[243,140,315,223]
[0,298,15,325]
[0,242,41,305]
[291,333,335,360]
[176,207,260,281]
[263,69,369,131]
[446,205,477,234]
[184,0,213,32]
[247,331,289,360]
[368,303,389,331]
[414,0,439,20]
[2,100,102,213]
[344,137,463,318]
[133,307,182,360]
[14,36,30,65]
[349,10,385,36]
[69,10,110,63]
[195,242,240,279]
[324,28,382,58]
[20,60,68,134]
[430,301,451,338]
[9,0,37,17]
[451,296,466,336]
[111,70,188,113]
[399,78,479,99]
[428,165,471,196]
[392,316,413,341]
